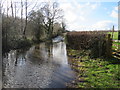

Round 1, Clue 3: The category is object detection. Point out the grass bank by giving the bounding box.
[67,49,120,88]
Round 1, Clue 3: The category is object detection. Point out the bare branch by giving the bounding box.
[11,0,14,17]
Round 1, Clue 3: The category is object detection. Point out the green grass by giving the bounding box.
[113,42,120,45]
[112,42,120,50]
[108,32,118,40]
[27,37,33,40]
[112,45,118,50]
[67,49,120,88]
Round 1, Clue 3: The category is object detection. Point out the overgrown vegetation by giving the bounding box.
[67,49,120,88]
[1,1,66,53]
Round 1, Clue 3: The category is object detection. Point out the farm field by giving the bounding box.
[108,31,118,40]
[107,31,120,51]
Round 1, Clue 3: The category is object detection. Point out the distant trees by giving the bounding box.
[28,2,65,41]
[28,10,44,42]
[1,1,66,52]
[23,0,28,38]
[61,21,66,33]
[41,2,63,39]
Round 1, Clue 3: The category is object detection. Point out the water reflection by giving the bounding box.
[53,42,68,65]
[3,41,76,88]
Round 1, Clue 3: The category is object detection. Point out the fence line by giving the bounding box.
[112,51,120,59]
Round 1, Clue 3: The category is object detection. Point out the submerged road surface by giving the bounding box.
[3,41,76,88]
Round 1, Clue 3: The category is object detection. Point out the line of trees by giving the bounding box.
[1,0,66,53]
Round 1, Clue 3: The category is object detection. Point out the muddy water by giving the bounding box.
[3,41,76,88]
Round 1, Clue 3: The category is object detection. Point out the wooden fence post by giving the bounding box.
[112,25,114,40]
[106,34,112,58]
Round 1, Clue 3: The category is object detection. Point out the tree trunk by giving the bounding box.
[21,0,23,37]
[11,0,14,18]
[14,2,16,20]
[23,0,28,39]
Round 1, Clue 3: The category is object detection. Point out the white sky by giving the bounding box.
[1,0,119,31]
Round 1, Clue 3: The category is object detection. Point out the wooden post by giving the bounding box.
[112,25,114,40]
[118,32,120,40]
[106,34,112,58]
[118,2,120,40]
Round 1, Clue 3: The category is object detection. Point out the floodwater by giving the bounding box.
[2,41,76,88]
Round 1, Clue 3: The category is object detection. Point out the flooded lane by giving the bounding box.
[3,41,76,88]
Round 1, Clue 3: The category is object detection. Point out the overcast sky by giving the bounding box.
[1,0,119,31]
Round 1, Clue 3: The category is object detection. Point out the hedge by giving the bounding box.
[66,31,112,58]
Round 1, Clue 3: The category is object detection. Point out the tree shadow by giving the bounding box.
[103,56,120,64]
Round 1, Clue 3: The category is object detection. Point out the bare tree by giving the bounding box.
[7,0,9,18]
[21,0,23,36]
[61,20,66,32]
[22,0,38,39]
[11,0,14,17]
[28,10,44,41]
[14,2,16,19]
[0,1,2,41]
[23,0,28,38]
[41,2,63,39]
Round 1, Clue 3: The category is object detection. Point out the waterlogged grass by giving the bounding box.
[67,49,120,88]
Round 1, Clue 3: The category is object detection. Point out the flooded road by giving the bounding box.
[3,41,76,88]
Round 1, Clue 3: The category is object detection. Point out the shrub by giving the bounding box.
[66,31,112,58]
[2,38,32,53]
[16,39,32,49]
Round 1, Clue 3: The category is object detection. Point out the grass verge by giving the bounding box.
[67,49,120,88]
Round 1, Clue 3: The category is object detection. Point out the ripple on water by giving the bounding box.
[3,41,76,88]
